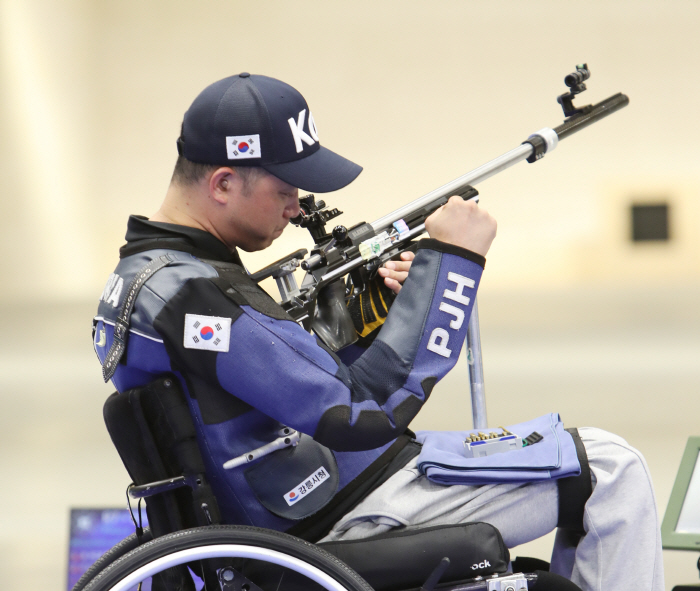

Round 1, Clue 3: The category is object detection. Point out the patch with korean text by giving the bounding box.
[283,466,330,506]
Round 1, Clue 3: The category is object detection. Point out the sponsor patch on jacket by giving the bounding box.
[183,314,231,352]
[283,466,330,506]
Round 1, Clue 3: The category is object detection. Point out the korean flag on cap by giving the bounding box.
[226,134,261,160]
[184,314,232,352]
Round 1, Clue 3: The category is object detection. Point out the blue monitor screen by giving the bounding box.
[67,508,148,591]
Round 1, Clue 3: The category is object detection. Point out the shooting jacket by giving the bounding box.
[94,215,485,538]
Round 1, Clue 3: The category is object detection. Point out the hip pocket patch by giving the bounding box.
[245,434,339,520]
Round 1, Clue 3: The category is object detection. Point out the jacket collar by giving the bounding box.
[120,215,244,266]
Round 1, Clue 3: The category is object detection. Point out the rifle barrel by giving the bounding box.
[371,144,532,234]
[370,92,629,235]
[554,92,629,140]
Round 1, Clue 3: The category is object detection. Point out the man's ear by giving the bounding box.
[209,167,235,205]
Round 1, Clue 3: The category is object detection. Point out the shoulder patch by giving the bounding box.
[184,314,231,352]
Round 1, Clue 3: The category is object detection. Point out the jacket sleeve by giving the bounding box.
[154,239,485,452]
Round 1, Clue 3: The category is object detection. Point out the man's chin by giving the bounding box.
[240,237,276,253]
[264,228,286,247]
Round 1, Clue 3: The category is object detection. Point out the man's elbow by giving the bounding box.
[313,396,423,452]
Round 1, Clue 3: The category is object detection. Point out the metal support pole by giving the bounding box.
[466,298,488,430]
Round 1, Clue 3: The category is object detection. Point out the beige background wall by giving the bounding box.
[1,1,699,590]
[2,0,699,300]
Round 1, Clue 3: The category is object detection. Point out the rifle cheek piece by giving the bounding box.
[311,280,358,352]
[522,128,558,163]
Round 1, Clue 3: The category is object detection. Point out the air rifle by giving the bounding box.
[252,64,629,356]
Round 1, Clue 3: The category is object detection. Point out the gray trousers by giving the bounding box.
[319,428,664,591]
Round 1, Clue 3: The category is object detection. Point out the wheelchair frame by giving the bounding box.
[72,375,583,591]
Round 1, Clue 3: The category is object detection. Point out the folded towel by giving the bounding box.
[415,413,580,485]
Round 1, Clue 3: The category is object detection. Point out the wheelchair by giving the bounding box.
[73,375,585,591]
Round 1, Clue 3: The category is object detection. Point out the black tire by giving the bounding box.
[81,525,374,591]
[72,529,154,591]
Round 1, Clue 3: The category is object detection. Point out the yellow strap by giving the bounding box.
[357,284,390,337]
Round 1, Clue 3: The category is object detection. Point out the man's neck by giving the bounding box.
[152,182,231,249]
[150,202,204,228]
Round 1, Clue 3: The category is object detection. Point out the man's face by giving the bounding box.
[224,171,300,252]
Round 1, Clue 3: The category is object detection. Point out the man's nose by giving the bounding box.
[286,194,301,218]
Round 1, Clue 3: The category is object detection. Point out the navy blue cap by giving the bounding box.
[178,73,362,193]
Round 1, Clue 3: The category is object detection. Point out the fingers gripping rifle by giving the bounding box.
[251,64,629,426]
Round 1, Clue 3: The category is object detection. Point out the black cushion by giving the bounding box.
[319,522,509,591]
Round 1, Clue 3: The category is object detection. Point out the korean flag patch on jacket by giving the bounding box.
[184,314,231,352]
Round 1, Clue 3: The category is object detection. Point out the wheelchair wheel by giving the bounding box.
[81,525,373,591]
[72,529,154,591]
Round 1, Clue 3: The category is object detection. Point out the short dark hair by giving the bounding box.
[171,155,218,186]
[170,155,268,195]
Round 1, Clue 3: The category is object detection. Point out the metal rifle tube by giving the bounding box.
[319,222,428,284]
[316,92,630,285]
[370,92,629,236]
[371,144,533,235]
[320,258,356,283]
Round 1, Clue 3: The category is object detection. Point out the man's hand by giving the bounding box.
[424,196,497,256]
[375,197,495,295]
[377,251,415,294]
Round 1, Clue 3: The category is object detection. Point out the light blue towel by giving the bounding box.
[415,413,580,485]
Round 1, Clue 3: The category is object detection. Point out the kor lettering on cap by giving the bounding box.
[288,109,319,153]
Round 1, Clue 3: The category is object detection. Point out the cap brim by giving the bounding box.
[263,146,362,193]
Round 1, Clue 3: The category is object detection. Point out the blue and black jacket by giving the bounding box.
[94,215,485,539]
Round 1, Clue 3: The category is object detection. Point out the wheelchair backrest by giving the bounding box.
[103,375,221,537]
